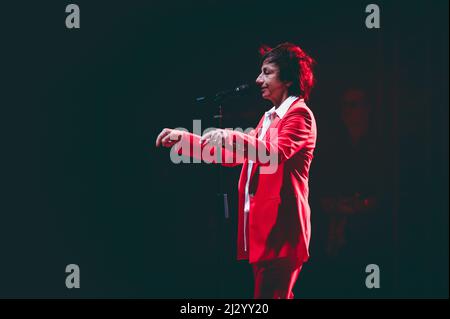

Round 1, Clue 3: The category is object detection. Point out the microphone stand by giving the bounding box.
[196,85,250,297]
[213,102,230,220]
[197,89,242,222]
[212,85,251,221]
[213,98,230,298]
[212,98,231,298]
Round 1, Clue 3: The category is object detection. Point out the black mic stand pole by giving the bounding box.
[197,86,250,297]
[195,94,231,221]
[212,98,231,298]
[213,102,230,220]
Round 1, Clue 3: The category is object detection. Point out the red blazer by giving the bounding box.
[176,98,317,265]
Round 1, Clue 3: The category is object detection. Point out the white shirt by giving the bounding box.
[243,96,299,214]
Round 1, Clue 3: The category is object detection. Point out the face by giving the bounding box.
[256,60,291,106]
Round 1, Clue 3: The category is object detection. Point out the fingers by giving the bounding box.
[214,131,223,147]
[156,130,164,147]
[157,128,178,147]
[156,128,170,147]
[200,129,224,147]
[200,131,215,146]
[199,131,212,145]
[161,132,176,146]
[157,129,182,148]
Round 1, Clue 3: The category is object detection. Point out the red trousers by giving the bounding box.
[252,258,303,299]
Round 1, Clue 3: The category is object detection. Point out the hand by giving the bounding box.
[156,128,183,148]
[200,129,229,148]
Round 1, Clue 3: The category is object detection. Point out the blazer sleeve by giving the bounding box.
[172,131,244,167]
[225,107,313,167]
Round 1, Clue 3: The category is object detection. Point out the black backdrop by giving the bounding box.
[0,0,448,298]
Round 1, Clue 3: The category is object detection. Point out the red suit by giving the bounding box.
[233,98,317,266]
[176,97,317,297]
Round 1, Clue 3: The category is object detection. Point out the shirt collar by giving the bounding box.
[265,96,301,120]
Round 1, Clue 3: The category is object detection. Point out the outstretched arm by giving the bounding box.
[156,128,242,167]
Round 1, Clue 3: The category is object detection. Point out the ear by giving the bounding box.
[284,81,293,88]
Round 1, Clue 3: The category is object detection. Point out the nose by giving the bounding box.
[256,73,263,87]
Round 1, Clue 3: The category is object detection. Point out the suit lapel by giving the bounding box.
[240,114,265,184]
[248,113,280,182]
[254,115,265,138]
[244,99,300,184]
[265,116,281,141]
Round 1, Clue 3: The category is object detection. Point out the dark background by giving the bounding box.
[0,0,448,298]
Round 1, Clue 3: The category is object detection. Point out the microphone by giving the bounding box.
[196,83,254,103]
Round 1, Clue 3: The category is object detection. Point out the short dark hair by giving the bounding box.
[260,43,316,101]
